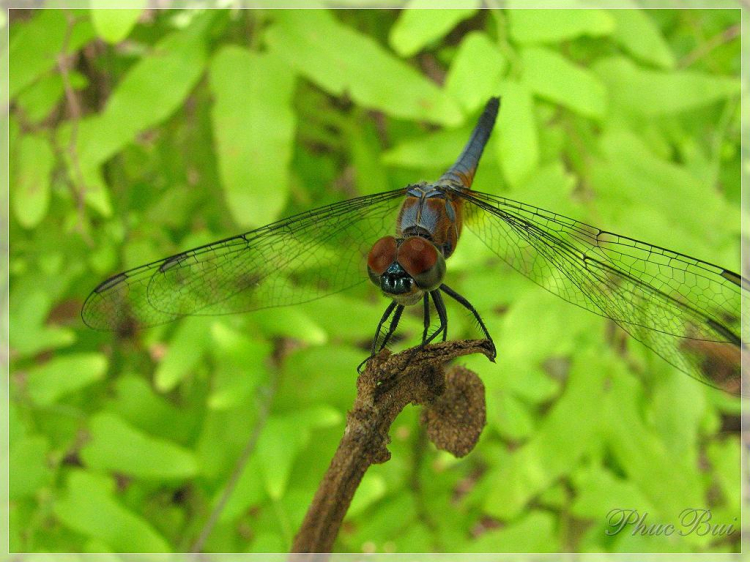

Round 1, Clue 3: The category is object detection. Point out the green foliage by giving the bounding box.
[8,7,741,555]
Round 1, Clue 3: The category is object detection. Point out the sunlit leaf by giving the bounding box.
[8,290,76,356]
[389,1,478,57]
[90,2,144,44]
[154,316,212,392]
[602,371,703,521]
[469,511,557,552]
[594,56,738,116]
[509,9,614,44]
[106,375,198,444]
[81,412,199,479]
[26,353,107,406]
[495,80,539,186]
[521,47,607,118]
[570,465,658,522]
[609,9,675,69]
[382,124,476,169]
[10,436,52,499]
[15,71,86,123]
[266,10,462,126]
[484,350,610,519]
[12,134,53,229]
[55,470,171,551]
[257,416,305,500]
[445,31,505,115]
[210,46,296,228]
[347,474,387,517]
[208,322,270,410]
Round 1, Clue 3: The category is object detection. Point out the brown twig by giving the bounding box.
[290,339,492,558]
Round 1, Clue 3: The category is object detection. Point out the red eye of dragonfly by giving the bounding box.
[398,236,445,291]
[367,236,398,275]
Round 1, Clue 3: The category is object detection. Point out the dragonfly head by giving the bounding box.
[367,235,446,305]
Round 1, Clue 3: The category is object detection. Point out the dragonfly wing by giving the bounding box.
[458,189,744,392]
[82,189,407,332]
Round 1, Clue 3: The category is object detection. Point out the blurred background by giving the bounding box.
[7,5,743,554]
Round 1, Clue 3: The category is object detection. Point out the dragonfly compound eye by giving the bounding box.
[367,236,398,286]
[398,236,446,291]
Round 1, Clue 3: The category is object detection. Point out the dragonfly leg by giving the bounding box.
[371,301,398,356]
[359,302,405,373]
[440,283,496,360]
[379,304,405,352]
[421,294,431,346]
[431,289,448,343]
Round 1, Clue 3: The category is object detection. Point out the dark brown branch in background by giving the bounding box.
[290,339,492,558]
[678,23,740,69]
[56,10,93,246]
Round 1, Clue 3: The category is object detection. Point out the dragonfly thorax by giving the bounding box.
[367,235,446,305]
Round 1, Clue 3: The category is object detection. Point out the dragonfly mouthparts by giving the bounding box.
[380,262,414,295]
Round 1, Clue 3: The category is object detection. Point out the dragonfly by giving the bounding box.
[82,97,745,394]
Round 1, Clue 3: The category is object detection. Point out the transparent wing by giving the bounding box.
[457,189,745,392]
[82,189,408,332]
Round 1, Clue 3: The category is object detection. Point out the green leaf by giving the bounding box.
[469,511,557,552]
[347,117,390,195]
[81,412,199,479]
[484,349,610,519]
[250,307,327,345]
[508,162,577,214]
[71,13,211,176]
[106,375,197,444]
[54,470,171,552]
[266,10,462,126]
[209,46,296,228]
[215,455,266,524]
[602,370,703,522]
[90,2,144,44]
[288,405,342,429]
[257,407,341,500]
[487,392,534,441]
[9,10,94,99]
[382,124,476,169]
[208,322,270,410]
[494,80,539,186]
[154,316,212,392]
[521,47,607,118]
[389,1,478,57]
[26,353,107,407]
[509,9,614,44]
[589,129,738,255]
[445,31,505,115]
[258,416,305,500]
[10,436,52,499]
[15,71,87,123]
[12,134,53,229]
[570,465,657,519]
[8,289,76,356]
[594,56,738,116]
[705,439,740,515]
[348,474,387,517]
[609,9,675,69]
